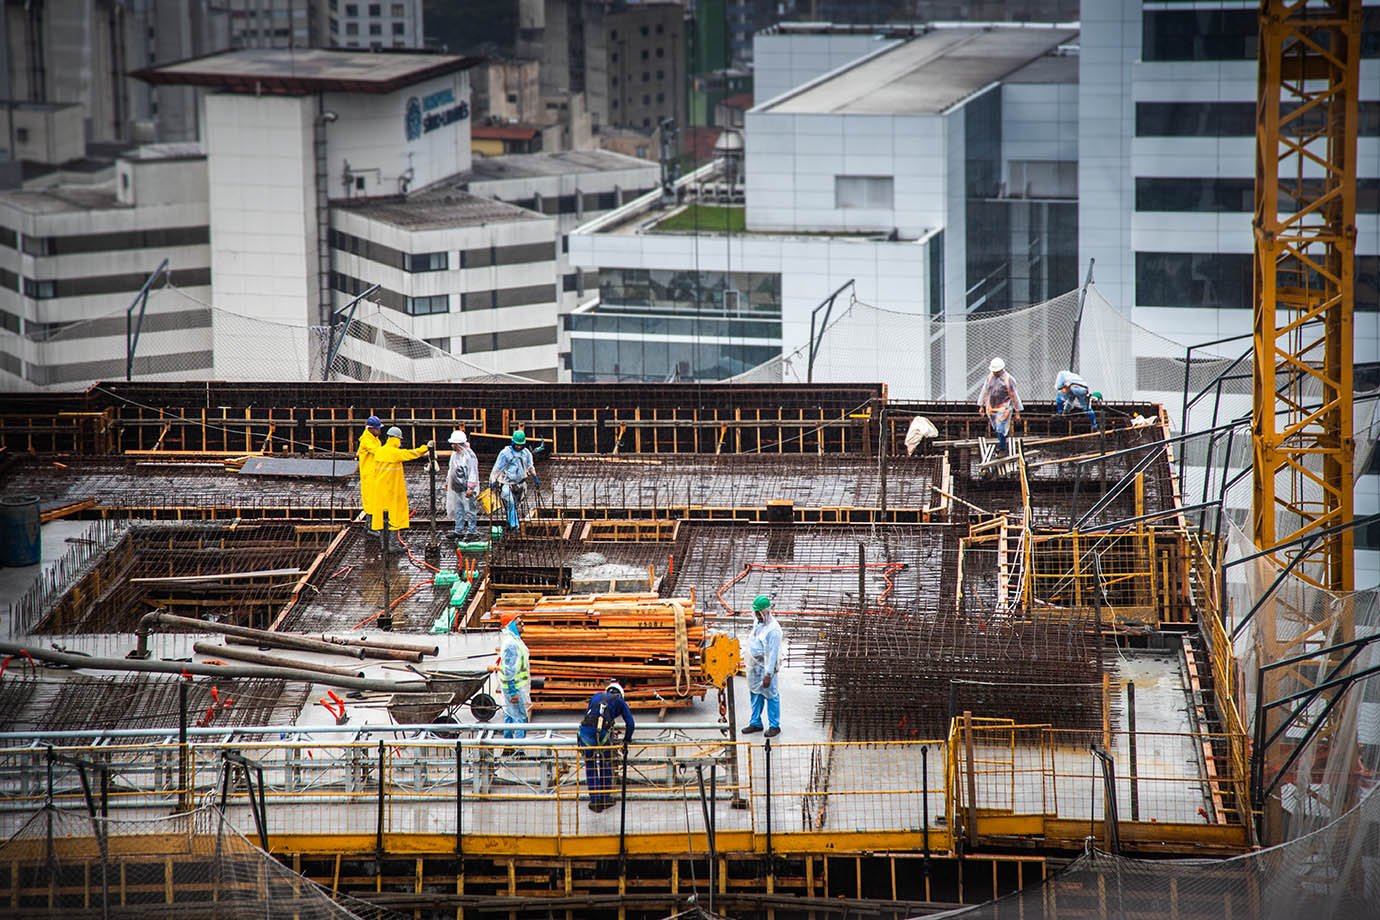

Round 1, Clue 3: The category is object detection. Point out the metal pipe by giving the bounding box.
[135,611,366,660]
[194,641,366,676]
[0,641,431,694]
[0,721,733,742]
[1127,682,1139,821]
[320,636,440,655]
[225,635,422,663]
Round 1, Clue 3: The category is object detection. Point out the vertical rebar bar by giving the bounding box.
[1127,681,1140,821]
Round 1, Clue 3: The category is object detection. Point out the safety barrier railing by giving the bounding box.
[1023,530,1196,627]
[947,721,1251,849]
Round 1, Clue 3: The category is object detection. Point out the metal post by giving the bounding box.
[379,512,392,632]
[921,745,931,883]
[617,738,630,878]
[426,445,440,565]
[1127,682,1140,821]
[962,710,978,848]
[178,679,189,812]
[764,734,774,865]
[455,740,463,865]
[1068,258,1095,372]
[696,764,717,914]
[375,740,386,863]
[878,402,888,519]
[709,763,717,913]
[858,542,867,616]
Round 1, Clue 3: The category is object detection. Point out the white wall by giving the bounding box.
[744,110,947,237]
[1076,0,1137,313]
[204,93,317,349]
[324,71,471,197]
[753,32,901,106]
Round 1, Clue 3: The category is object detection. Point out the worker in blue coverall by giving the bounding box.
[498,612,530,740]
[1054,369,1099,429]
[578,682,636,812]
[741,595,782,738]
[489,429,538,531]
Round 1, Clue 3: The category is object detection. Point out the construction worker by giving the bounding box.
[370,426,432,546]
[490,429,539,532]
[742,595,782,738]
[356,415,384,518]
[1054,369,1098,429]
[977,358,1023,453]
[445,429,480,540]
[498,612,531,741]
[578,681,636,812]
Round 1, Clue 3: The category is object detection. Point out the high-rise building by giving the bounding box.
[329,0,425,50]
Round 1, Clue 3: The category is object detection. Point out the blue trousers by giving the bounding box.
[1056,386,1097,428]
[748,692,780,730]
[988,404,1014,453]
[502,688,528,739]
[578,727,618,806]
[499,481,523,530]
[452,494,477,534]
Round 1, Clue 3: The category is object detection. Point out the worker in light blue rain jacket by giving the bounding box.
[1054,369,1098,429]
[741,595,782,738]
[498,612,530,740]
[445,429,480,540]
[578,682,636,812]
[977,358,1023,453]
[489,429,538,531]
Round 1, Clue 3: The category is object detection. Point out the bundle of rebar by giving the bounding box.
[487,592,708,709]
[813,609,1106,741]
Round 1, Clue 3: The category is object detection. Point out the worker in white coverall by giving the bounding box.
[741,594,782,738]
[445,429,480,540]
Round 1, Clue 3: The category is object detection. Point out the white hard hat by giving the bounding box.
[606,682,624,697]
[989,357,1005,374]
[385,426,403,440]
[448,430,467,445]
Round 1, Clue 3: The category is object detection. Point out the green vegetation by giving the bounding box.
[653,205,746,234]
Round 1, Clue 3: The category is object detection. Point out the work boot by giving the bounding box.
[741,724,763,734]
[764,727,780,738]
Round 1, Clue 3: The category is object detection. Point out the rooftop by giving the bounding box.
[472,123,541,141]
[0,184,121,214]
[133,48,480,96]
[765,25,1078,115]
[467,149,651,180]
[334,187,545,230]
[121,142,206,162]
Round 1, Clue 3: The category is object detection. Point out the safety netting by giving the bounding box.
[924,783,1380,919]
[0,804,404,919]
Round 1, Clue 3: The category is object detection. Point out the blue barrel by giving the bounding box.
[0,496,41,567]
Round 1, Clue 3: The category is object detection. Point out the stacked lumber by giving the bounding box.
[487,592,708,710]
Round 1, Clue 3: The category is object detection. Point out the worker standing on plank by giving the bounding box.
[356,415,384,519]
[490,429,539,532]
[977,358,1023,453]
[445,429,480,541]
[742,595,782,738]
[578,681,636,812]
[370,426,431,547]
[498,612,531,741]
[1054,369,1098,429]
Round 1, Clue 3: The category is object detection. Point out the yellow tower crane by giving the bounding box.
[1252,0,1360,593]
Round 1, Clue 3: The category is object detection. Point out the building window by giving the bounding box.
[1137,177,1380,213]
[368,3,381,15]
[835,175,894,209]
[640,25,649,36]
[15,128,28,144]
[424,336,450,352]
[392,21,404,35]
[404,251,447,272]
[345,21,358,34]
[405,294,449,315]
[1143,8,1378,62]
[1135,252,1253,308]
[642,95,650,105]
[369,23,381,35]
[612,99,619,109]
[23,278,57,299]
[611,52,618,63]
[1137,100,1380,138]
[641,49,649,60]
[642,72,650,83]
[345,3,357,14]
[391,2,404,14]
[656,70,664,80]
[656,93,664,103]
[656,47,664,58]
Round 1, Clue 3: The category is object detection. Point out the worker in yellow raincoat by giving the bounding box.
[356,415,384,518]
[371,426,432,545]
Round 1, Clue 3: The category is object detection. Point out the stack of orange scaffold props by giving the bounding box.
[487,592,707,710]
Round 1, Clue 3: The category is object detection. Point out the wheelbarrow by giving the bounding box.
[386,669,499,731]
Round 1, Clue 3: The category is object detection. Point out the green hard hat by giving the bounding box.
[752,595,772,612]
[511,429,526,445]
[1091,391,1103,400]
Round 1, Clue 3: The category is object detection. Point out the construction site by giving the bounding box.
[0,372,1368,920]
[2,0,1379,917]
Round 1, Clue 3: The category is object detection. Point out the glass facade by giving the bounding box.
[1136,101,1380,137]
[1137,177,1380,212]
[1143,7,1379,62]
[964,89,1009,313]
[597,267,781,316]
[571,267,783,382]
[1137,252,1379,310]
